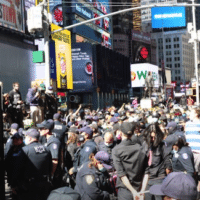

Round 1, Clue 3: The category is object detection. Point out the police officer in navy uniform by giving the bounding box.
[5,132,25,199]
[4,123,19,157]
[37,119,62,189]
[112,122,148,200]
[52,113,67,142]
[16,128,52,200]
[75,151,112,200]
[171,134,195,177]
[69,126,97,176]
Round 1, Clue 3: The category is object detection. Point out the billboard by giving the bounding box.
[131,63,159,87]
[51,23,73,89]
[71,43,94,92]
[0,0,24,32]
[151,7,186,29]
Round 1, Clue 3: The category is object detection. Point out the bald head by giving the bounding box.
[104,132,114,144]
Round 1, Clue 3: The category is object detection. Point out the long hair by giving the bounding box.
[143,123,164,148]
[88,153,98,169]
[67,132,78,145]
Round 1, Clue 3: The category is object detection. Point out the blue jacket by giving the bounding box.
[26,88,39,106]
[73,139,97,172]
[75,162,110,200]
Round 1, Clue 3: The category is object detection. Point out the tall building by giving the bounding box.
[152,30,194,86]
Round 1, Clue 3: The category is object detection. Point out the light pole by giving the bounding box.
[191,0,199,105]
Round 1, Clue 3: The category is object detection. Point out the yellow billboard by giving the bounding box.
[51,23,73,89]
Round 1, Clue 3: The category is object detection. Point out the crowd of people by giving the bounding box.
[3,82,200,200]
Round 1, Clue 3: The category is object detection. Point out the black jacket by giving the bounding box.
[112,139,147,191]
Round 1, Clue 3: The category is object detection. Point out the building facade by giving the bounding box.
[152,30,194,86]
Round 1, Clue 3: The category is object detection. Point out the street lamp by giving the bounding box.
[191,0,199,105]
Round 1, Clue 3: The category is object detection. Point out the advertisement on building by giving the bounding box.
[51,23,73,89]
[151,7,186,29]
[71,43,94,92]
[131,63,159,87]
[71,0,112,48]
[0,0,24,32]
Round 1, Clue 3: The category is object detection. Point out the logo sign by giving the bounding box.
[151,7,186,29]
[131,63,159,88]
[0,0,24,32]
[51,23,73,89]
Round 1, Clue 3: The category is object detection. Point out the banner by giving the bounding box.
[51,23,73,89]
[131,63,159,88]
[0,0,24,32]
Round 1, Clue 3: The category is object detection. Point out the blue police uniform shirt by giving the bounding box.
[172,146,195,176]
[20,142,52,179]
[79,139,97,167]
[75,162,110,200]
[46,135,61,160]
[53,121,67,143]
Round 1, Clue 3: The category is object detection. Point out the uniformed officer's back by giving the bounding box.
[52,113,67,142]
[17,128,52,200]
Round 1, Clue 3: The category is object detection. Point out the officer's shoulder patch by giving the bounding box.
[182,153,188,159]
[53,144,57,149]
[85,175,94,185]
[85,147,90,152]
[34,146,45,153]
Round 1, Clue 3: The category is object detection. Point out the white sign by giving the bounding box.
[131,63,159,88]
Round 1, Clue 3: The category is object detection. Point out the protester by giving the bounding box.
[3,91,200,200]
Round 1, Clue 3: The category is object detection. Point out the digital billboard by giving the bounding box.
[72,43,94,92]
[151,7,186,29]
[0,0,24,32]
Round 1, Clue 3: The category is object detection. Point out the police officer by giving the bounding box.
[112,122,148,200]
[16,128,52,200]
[52,113,67,145]
[4,123,19,157]
[5,132,24,199]
[75,151,112,200]
[69,126,97,176]
[37,119,62,189]
[171,134,195,177]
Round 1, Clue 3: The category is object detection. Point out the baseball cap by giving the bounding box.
[110,117,118,123]
[47,186,81,200]
[53,113,61,120]
[11,123,19,130]
[36,120,54,130]
[150,172,197,200]
[25,128,40,139]
[165,121,177,130]
[120,122,135,135]
[78,126,93,136]
[95,151,112,170]
[11,132,23,139]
